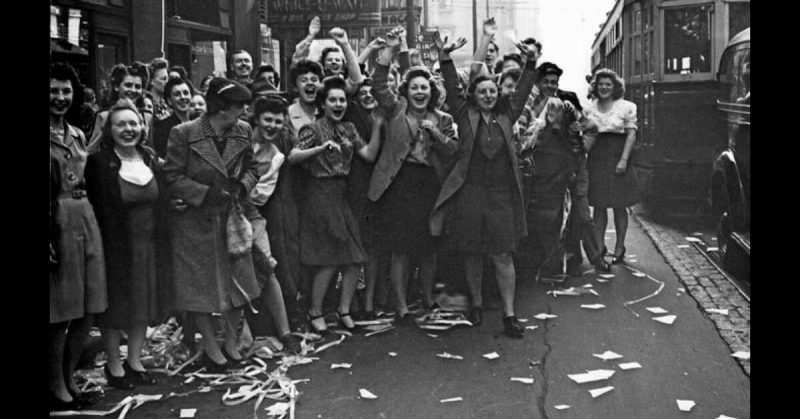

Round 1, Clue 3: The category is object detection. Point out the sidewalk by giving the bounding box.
[632,206,751,375]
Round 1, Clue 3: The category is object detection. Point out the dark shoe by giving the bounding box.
[280,333,302,355]
[467,307,483,326]
[336,311,355,330]
[308,312,328,333]
[50,394,84,412]
[123,362,157,386]
[221,347,247,366]
[611,246,626,264]
[200,354,232,374]
[68,389,101,408]
[395,312,415,327]
[103,365,134,390]
[593,257,611,272]
[503,316,525,338]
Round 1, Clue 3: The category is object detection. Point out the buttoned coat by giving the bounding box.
[162,116,261,313]
[429,58,538,241]
[367,63,459,202]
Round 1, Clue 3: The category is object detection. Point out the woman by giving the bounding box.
[190,94,207,120]
[50,63,107,411]
[85,100,161,388]
[431,33,540,338]
[153,77,195,157]
[289,76,382,332]
[370,44,459,322]
[148,57,172,121]
[163,78,262,371]
[88,62,150,151]
[583,69,638,264]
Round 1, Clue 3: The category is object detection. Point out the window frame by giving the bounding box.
[659,1,717,82]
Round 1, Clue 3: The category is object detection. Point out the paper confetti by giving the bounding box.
[677,400,696,412]
[331,363,352,369]
[685,237,702,242]
[510,377,534,384]
[715,416,740,419]
[525,325,539,330]
[359,389,378,399]
[652,315,677,325]
[483,352,500,360]
[589,386,614,398]
[426,333,439,338]
[364,325,395,337]
[706,247,719,251]
[598,274,615,279]
[677,244,690,248]
[580,304,606,310]
[618,362,642,370]
[731,351,750,360]
[436,352,464,360]
[596,278,610,283]
[440,397,463,403]
[179,408,197,418]
[583,283,594,288]
[646,307,669,314]
[554,405,570,410]
[263,403,290,416]
[534,313,558,320]
[518,318,530,322]
[568,369,615,384]
[632,271,646,278]
[593,351,624,361]
[388,352,397,357]
[707,308,729,315]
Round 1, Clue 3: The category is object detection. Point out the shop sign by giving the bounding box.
[267,0,380,27]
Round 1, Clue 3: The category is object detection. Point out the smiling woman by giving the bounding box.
[153,78,196,157]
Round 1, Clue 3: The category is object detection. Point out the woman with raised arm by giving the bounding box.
[369,42,459,322]
[289,76,382,333]
[431,32,540,338]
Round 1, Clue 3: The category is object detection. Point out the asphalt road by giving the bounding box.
[67,219,750,419]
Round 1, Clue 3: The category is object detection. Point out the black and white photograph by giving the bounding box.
[49,0,750,417]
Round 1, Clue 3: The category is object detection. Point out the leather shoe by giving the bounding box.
[593,257,611,272]
[123,362,157,386]
[503,316,525,338]
[280,333,302,355]
[200,354,232,374]
[103,364,134,390]
[468,307,483,326]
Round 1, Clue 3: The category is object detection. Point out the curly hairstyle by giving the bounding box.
[398,67,441,112]
[315,76,348,113]
[163,77,196,107]
[499,67,522,86]
[50,62,84,113]
[99,99,148,150]
[256,64,281,86]
[252,95,289,118]
[591,68,625,100]
[320,46,344,73]
[109,62,149,102]
[288,59,324,91]
[467,75,502,110]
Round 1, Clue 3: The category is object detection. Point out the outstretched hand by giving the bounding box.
[368,37,388,50]
[308,16,321,38]
[516,41,541,61]
[483,17,497,37]
[434,32,467,54]
[330,27,349,45]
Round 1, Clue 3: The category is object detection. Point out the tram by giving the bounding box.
[590,0,750,216]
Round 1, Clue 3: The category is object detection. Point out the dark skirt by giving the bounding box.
[447,184,517,254]
[587,132,639,208]
[377,163,440,255]
[300,176,368,266]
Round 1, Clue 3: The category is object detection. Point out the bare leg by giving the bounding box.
[221,309,243,360]
[309,266,338,317]
[593,207,609,254]
[613,207,629,255]
[50,322,73,402]
[489,253,517,317]
[418,252,437,308]
[263,273,292,337]
[64,315,92,393]
[193,312,226,364]
[363,250,379,313]
[390,253,410,316]
[102,328,124,377]
[125,323,148,371]
[464,253,484,308]
[339,264,360,315]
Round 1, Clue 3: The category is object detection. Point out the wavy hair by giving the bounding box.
[591,68,625,100]
[315,76,348,113]
[99,99,148,151]
[398,67,441,112]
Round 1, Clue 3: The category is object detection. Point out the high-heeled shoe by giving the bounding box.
[123,362,157,386]
[103,364,134,390]
[611,246,626,264]
[503,316,525,338]
[337,311,355,330]
[308,312,328,333]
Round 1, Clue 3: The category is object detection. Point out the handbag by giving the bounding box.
[226,196,254,256]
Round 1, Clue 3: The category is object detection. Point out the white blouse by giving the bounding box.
[583,99,638,134]
[115,151,154,186]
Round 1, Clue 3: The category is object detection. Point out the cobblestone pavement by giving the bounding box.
[632,206,751,375]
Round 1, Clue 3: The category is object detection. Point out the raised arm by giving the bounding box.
[330,27,365,90]
[508,41,541,122]
[433,31,469,114]
[358,36,387,65]
[292,16,321,65]
[372,46,400,114]
[471,18,496,77]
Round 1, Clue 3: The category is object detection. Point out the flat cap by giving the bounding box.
[536,62,563,77]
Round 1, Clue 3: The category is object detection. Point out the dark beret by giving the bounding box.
[206,78,252,103]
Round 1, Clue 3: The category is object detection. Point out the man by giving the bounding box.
[152,77,195,157]
[517,62,610,278]
[485,40,499,72]
[230,50,254,86]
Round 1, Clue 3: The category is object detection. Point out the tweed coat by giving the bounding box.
[367,63,459,202]
[162,115,261,313]
[429,57,538,242]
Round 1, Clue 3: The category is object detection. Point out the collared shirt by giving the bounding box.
[249,131,287,207]
[287,100,320,138]
[297,117,365,178]
[583,99,638,134]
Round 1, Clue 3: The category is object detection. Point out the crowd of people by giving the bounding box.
[49,16,639,411]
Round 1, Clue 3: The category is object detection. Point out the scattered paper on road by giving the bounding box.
[440,397,463,403]
[632,271,646,278]
[388,352,397,357]
[331,363,352,369]
[436,352,464,360]
[593,351,623,361]
[525,325,539,330]
[715,415,740,419]
[554,405,570,410]
[589,386,614,398]
[426,333,439,338]
[646,307,669,314]
[731,351,750,360]
[652,315,677,325]
[706,247,719,251]
[583,283,594,288]
[518,318,530,322]
[685,237,702,242]
[264,403,290,416]
[581,304,606,310]
[677,400,696,412]
[359,389,378,399]
[677,244,690,248]
[618,362,642,370]
[483,352,500,360]
[534,313,558,320]
[353,319,393,326]
[598,274,615,279]
[596,278,610,283]
[364,325,395,337]
[314,335,346,354]
[510,377,534,384]
[568,369,615,384]
[179,408,197,418]
[547,287,597,297]
[707,308,729,315]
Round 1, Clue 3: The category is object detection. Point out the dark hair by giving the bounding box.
[163,77,195,107]
[315,76,348,111]
[289,59,324,89]
[320,47,344,74]
[398,67,441,112]
[168,65,188,80]
[84,87,96,102]
[252,95,289,118]
[591,68,625,100]
[205,93,245,115]
[256,64,281,86]
[522,37,542,53]
[467,75,499,108]
[358,77,373,90]
[487,40,499,53]
[108,62,149,103]
[502,53,523,69]
[150,57,168,71]
[199,75,214,93]
[99,99,147,150]
[499,68,522,86]
[50,62,85,120]
[229,49,252,67]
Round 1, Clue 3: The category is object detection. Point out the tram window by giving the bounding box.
[664,5,712,74]
[729,3,750,40]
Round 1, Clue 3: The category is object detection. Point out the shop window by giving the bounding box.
[729,2,750,39]
[634,36,642,75]
[643,32,650,74]
[664,5,712,75]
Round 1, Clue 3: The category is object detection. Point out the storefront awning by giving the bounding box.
[51,39,89,56]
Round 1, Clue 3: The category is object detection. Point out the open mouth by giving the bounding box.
[120,133,137,142]
[52,102,69,111]
[303,86,317,96]
[331,109,344,118]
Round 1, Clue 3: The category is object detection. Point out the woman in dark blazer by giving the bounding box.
[85,100,162,389]
[369,44,459,321]
[430,33,540,338]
